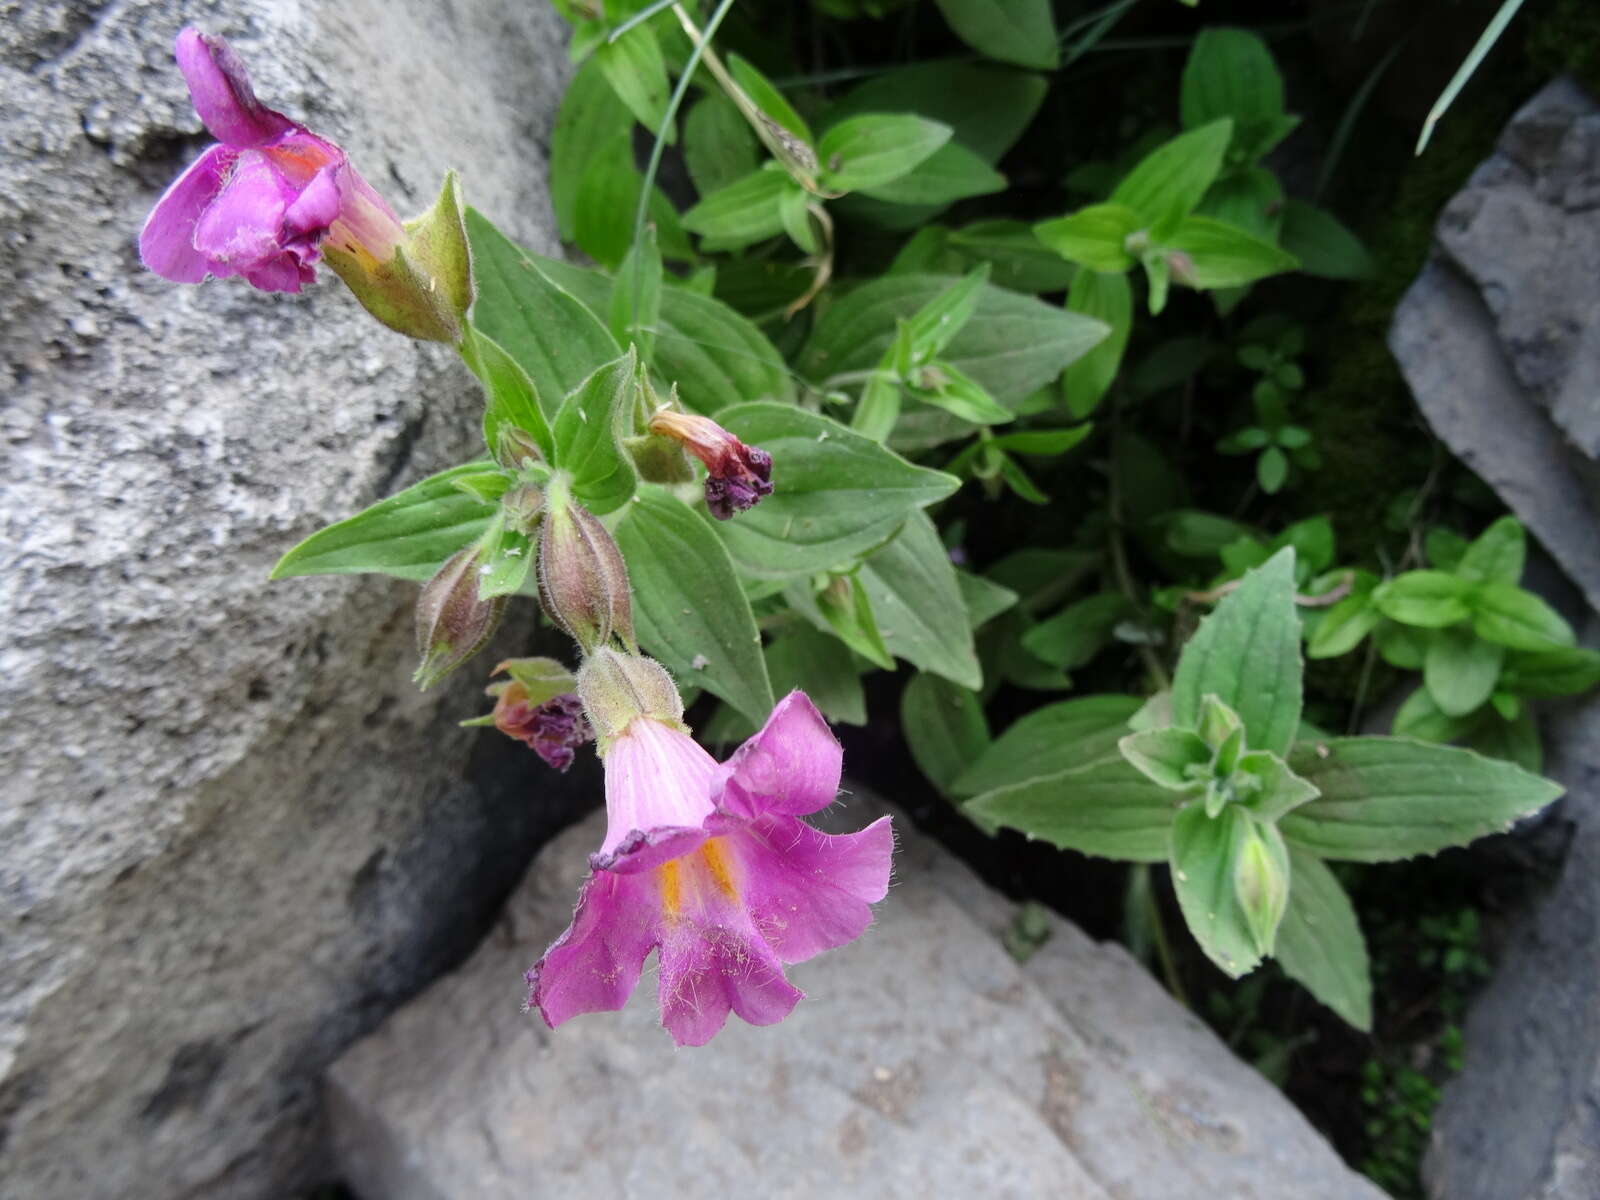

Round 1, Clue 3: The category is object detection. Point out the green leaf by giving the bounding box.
[1306,589,1380,659]
[795,573,896,671]
[1468,705,1542,774]
[802,273,1109,403]
[958,570,1020,629]
[932,0,1058,70]
[965,755,1177,860]
[906,264,991,362]
[1425,626,1504,717]
[594,22,673,139]
[1257,445,1289,493]
[1235,749,1321,822]
[817,114,953,194]
[1279,199,1376,280]
[1165,216,1300,288]
[1021,592,1129,670]
[862,142,1006,207]
[1274,847,1372,1030]
[681,169,791,248]
[822,63,1046,164]
[1280,736,1563,862]
[477,518,533,601]
[1393,684,1473,743]
[728,52,814,147]
[778,185,819,255]
[858,510,981,688]
[1062,269,1132,419]
[1197,168,1284,242]
[1171,548,1303,756]
[952,695,1142,796]
[1169,804,1266,977]
[271,461,495,582]
[464,324,553,461]
[550,58,630,245]
[1471,581,1576,651]
[614,485,774,727]
[1500,645,1600,697]
[1372,570,1475,627]
[1119,728,1211,791]
[909,361,1013,425]
[949,220,1080,293]
[684,92,760,198]
[765,625,866,726]
[535,254,796,412]
[1112,120,1234,236]
[1457,515,1525,584]
[465,208,622,409]
[608,228,662,360]
[1180,28,1293,163]
[902,672,990,793]
[551,349,639,516]
[713,403,959,577]
[572,137,643,267]
[1034,204,1141,273]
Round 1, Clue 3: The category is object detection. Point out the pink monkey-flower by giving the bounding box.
[140,28,403,293]
[526,661,892,1046]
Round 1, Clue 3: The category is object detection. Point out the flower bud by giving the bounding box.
[495,427,546,472]
[323,170,474,344]
[576,647,685,746]
[1232,817,1290,956]
[414,544,506,689]
[501,483,545,535]
[536,491,634,654]
[647,407,773,520]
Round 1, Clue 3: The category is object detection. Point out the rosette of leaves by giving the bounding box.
[951,549,1563,1029]
[1308,516,1600,772]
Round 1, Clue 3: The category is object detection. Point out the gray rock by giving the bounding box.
[1390,77,1600,610]
[0,3,578,1198]
[328,797,1383,1199]
[1424,690,1600,1200]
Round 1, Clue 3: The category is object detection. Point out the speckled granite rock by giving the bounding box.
[0,4,577,1198]
[328,796,1383,1199]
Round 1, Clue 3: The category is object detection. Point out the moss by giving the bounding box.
[1526,0,1600,96]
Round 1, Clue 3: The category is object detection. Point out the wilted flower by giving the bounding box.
[140,28,404,294]
[647,408,774,520]
[526,679,892,1046]
[492,687,591,772]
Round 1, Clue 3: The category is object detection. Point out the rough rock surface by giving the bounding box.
[0,4,578,1198]
[1425,689,1600,1200]
[1390,77,1600,610]
[328,796,1384,1200]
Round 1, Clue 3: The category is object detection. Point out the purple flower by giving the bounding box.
[492,687,592,773]
[647,408,774,520]
[139,28,404,294]
[525,691,893,1046]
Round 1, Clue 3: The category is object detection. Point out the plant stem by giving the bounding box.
[628,0,739,338]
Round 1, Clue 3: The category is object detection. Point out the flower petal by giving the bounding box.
[657,909,802,1047]
[175,28,295,148]
[715,811,894,964]
[139,144,233,283]
[588,824,706,876]
[525,868,658,1029]
[599,717,718,857]
[714,690,843,819]
[191,150,295,270]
